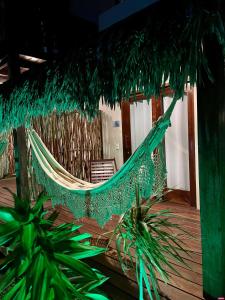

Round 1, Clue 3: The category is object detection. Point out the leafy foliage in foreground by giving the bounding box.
[110,190,191,300]
[0,191,109,300]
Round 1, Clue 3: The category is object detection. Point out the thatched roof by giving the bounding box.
[0,1,225,132]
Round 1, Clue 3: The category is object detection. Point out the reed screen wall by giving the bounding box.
[1,111,103,184]
[32,111,103,181]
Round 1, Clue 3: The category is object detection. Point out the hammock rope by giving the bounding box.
[28,98,177,226]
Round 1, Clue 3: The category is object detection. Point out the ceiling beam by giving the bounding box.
[99,0,159,31]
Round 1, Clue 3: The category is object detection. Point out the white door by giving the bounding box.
[164,95,190,191]
[130,100,152,153]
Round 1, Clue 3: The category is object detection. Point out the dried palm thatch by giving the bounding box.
[0,2,225,132]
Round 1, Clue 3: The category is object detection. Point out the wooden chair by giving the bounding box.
[90,159,117,183]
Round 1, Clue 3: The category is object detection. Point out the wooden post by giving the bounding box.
[121,101,132,162]
[6,0,30,200]
[7,53,30,200]
[13,127,30,200]
[187,89,197,207]
[197,35,225,298]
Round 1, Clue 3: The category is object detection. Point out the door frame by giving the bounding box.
[121,87,197,207]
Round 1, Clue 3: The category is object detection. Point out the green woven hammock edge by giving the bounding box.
[29,98,177,227]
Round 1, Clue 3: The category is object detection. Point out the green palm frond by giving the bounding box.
[110,189,192,300]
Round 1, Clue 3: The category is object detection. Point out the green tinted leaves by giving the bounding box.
[54,253,98,280]
[111,190,191,300]
[32,192,50,215]
[70,232,92,242]
[0,207,16,222]
[18,257,31,277]
[21,223,36,254]
[2,277,26,300]
[0,221,20,246]
[86,293,109,300]
[0,193,109,300]
[0,268,15,292]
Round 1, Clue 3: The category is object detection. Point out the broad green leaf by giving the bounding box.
[54,240,105,257]
[0,220,20,236]
[0,255,14,272]
[18,257,31,276]
[0,222,19,246]
[71,248,104,260]
[52,278,70,300]
[70,232,92,242]
[54,253,98,280]
[2,278,25,300]
[5,190,30,216]
[21,223,36,254]
[49,288,55,300]
[14,278,27,300]
[86,293,110,300]
[39,270,50,300]
[32,192,50,214]
[30,253,45,299]
[142,266,153,300]
[0,191,108,300]
[0,268,15,291]
[80,276,109,293]
[0,207,17,222]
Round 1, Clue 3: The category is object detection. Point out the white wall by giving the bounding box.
[164,95,190,191]
[99,101,124,168]
[130,100,152,152]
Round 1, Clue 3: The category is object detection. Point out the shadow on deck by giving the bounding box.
[0,177,203,300]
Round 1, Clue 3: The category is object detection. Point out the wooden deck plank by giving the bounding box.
[0,178,203,300]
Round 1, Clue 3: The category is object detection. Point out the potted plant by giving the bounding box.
[109,189,191,300]
[0,191,110,300]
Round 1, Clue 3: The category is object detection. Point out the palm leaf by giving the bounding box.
[110,188,193,300]
[54,253,98,280]
[0,221,20,246]
[32,192,50,214]
[0,207,17,222]
[2,278,26,300]
[0,268,15,292]
[86,293,109,300]
[21,223,36,254]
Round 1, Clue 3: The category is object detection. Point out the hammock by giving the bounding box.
[28,98,177,226]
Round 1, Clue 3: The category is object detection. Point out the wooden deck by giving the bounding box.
[0,177,203,300]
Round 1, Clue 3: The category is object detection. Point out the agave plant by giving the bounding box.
[109,189,191,300]
[0,191,109,300]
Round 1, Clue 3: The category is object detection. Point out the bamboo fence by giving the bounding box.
[32,110,103,181]
[1,111,103,187]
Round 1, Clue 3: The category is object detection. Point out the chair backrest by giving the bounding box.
[90,159,117,183]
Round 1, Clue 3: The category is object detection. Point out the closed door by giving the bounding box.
[130,100,152,153]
